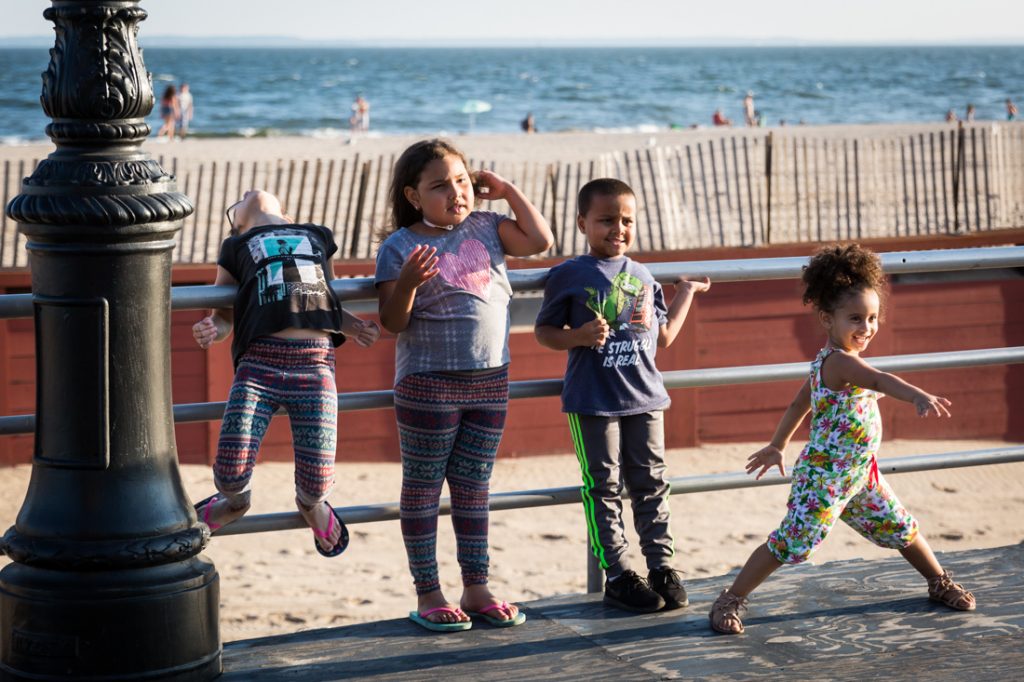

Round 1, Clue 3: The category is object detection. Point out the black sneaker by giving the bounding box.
[648,567,689,609]
[604,569,666,613]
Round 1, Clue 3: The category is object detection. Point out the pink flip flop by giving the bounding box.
[467,601,526,627]
[409,606,473,632]
[193,494,223,533]
[310,501,349,558]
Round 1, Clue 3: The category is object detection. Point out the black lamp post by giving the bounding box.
[0,2,221,679]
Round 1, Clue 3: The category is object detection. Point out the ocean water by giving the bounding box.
[0,46,1021,144]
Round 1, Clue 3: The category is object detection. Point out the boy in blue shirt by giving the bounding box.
[535,178,710,612]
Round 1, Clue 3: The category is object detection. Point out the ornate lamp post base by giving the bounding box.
[1,561,220,680]
[0,2,221,679]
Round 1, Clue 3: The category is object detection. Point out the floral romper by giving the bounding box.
[766,346,919,564]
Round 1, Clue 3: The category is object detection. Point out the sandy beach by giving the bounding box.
[0,437,1019,642]
[0,122,984,167]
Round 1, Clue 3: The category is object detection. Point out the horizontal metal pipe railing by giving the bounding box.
[0,346,1020,435]
[0,246,1021,318]
[214,446,1024,536]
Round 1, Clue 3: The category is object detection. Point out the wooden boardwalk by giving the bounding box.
[222,543,1024,680]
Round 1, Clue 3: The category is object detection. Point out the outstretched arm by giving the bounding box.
[192,266,236,348]
[659,277,711,348]
[828,351,952,417]
[479,170,554,257]
[746,379,812,479]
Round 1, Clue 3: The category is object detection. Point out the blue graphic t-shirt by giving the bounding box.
[535,255,670,416]
[218,223,345,368]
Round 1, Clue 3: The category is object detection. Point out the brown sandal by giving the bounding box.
[927,570,976,611]
[709,589,747,634]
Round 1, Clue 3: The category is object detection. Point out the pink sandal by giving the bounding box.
[193,494,223,533]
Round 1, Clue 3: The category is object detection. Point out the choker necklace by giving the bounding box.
[422,217,455,231]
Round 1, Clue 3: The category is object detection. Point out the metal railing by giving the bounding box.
[1,245,1023,591]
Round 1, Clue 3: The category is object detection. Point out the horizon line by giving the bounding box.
[2,35,1024,48]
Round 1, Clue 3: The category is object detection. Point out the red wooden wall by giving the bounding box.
[0,231,1021,465]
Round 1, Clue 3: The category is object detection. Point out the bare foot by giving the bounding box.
[297,500,343,553]
[460,584,519,621]
[195,494,249,532]
[416,590,470,624]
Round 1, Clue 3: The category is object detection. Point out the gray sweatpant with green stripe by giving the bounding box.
[568,411,674,577]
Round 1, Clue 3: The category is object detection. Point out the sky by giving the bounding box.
[3,0,1023,45]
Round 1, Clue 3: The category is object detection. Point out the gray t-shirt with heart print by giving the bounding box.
[374,211,513,384]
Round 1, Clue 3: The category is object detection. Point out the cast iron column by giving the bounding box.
[0,2,221,679]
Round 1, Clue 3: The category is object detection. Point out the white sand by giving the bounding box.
[0,438,1019,641]
[0,122,976,166]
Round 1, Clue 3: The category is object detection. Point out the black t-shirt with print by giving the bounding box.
[217,223,345,368]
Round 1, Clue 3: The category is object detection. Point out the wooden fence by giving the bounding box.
[1,123,1023,267]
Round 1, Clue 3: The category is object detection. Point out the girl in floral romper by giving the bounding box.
[709,243,976,635]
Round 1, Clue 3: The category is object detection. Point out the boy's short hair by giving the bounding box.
[577,178,635,216]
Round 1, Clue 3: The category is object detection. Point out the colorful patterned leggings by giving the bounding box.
[214,336,338,507]
[767,448,919,564]
[394,367,509,595]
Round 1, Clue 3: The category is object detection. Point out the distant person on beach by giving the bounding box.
[375,139,553,632]
[712,109,732,127]
[535,178,710,614]
[521,112,536,133]
[743,91,756,127]
[156,85,178,141]
[708,243,975,635]
[965,103,976,122]
[945,108,958,123]
[349,94,370,137]
[1007,98,1018,121]
[191,189,380,558]
[177,83,194,138]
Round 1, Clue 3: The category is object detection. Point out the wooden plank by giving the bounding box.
[743,137,758,245]
[363,155,386,259]
[685,146,709,246]
[203,161,219,262]
[971,127,981,231]
[853,139,862,239]
[319,159,334,227]
[307,159,322,224]
[706,141,725,246]
[730,137,745,245]
[560,162,572,251]
[1,160,10,267]
[981,126,992,229]
[218,161,231,245]
[189,163,204,263]
[342,153,361,254]
[764,133,773,244]
[633,151,654,250]
[645,148,668,250]
[790,137,800,242]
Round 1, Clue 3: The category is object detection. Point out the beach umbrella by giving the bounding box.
[461,99,492,131]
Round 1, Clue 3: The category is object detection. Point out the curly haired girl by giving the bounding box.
[709,243,975,635]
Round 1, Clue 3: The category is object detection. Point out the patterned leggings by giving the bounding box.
[394,367,509,595]
[214,336,338,507]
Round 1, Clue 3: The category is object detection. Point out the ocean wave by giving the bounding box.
[591,124,665,134]
[0,135,47,146]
